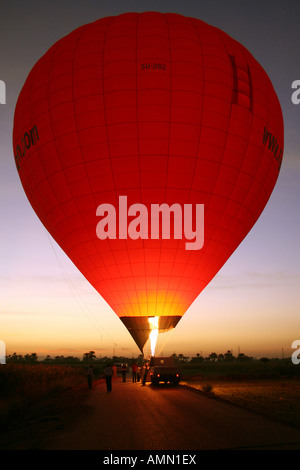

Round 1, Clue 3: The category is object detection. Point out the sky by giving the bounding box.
[1,0,300,360]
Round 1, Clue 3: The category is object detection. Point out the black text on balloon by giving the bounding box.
[14,125,39,171]
[141,63,167,71]
[262,127,283,170]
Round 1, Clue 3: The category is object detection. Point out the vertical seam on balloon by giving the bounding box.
[195,30,235,275]
[160,14,186,321]
[72,25,107,276]
[104,14,142,320]
[171,16,206,305]
[101,16,140,319]
[135,12,147,320]
[45,41,71,231]
[178,20,208,307]
[186,18,205,204]
[164,14,172,203]
[154,12,173,321]
[160,14,200,321]
[159,16,186,320]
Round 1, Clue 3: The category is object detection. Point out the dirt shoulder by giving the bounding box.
[181,378,300,428]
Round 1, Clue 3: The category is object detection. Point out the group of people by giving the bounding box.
[123,362,140,383]
[121,362,150,386]
[86,362,150,392]
[87,364,114,392]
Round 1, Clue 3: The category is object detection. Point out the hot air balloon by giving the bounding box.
[13,12,283,353]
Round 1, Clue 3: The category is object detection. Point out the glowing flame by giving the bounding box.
[149,329,158,356]
[148,316,159,356]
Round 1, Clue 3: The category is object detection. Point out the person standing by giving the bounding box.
[104,364,113,392]
[121,363,127,382]
[136,365,141,382]
[142,362,149,386]
[131,362,137,383]
[87,365,93,390]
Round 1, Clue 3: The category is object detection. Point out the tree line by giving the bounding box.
[5,349,276,364]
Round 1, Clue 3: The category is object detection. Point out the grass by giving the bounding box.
[178,359,300,428]
[0,363,87,436]
[217,380,300,427]
[181,379,300,428]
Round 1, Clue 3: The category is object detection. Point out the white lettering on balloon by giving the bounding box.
[96,196,204,251]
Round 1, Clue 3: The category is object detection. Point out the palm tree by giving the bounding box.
[209,352,218,362]
[224,350,234,361]
[83,351,96,361]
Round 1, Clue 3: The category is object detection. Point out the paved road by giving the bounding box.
[45,378,300,450]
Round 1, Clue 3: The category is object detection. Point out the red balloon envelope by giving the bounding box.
[13,12,284,352]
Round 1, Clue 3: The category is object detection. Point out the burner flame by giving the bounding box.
[148,316,159,356]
